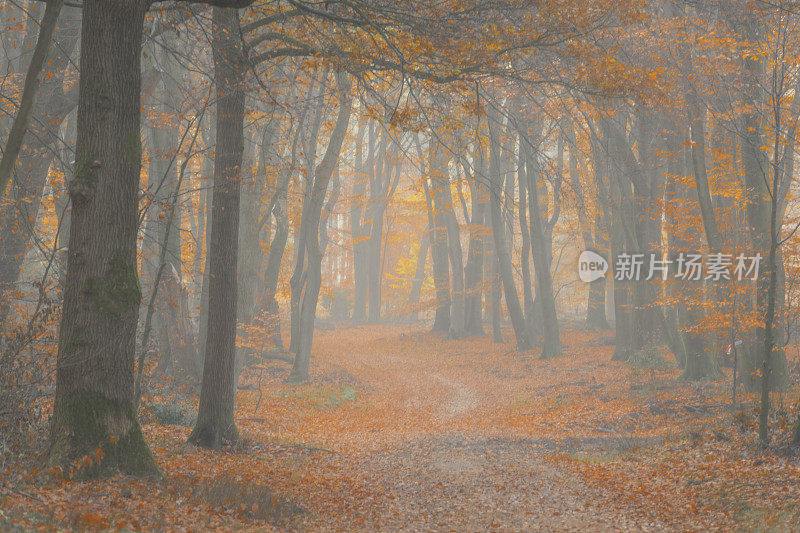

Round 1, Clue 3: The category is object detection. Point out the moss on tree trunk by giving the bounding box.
[48,390,160,479]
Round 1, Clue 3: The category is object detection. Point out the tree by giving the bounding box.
[47,0,253,475]
[288,71,352,383]
[46,0,159,477]
[189,6,247,449]
[487,105,530,351]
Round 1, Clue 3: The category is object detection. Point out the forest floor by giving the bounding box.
[2,323,800,531]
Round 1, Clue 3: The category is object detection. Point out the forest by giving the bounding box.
[1,0,800,530]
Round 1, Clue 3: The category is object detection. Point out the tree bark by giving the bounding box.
[425,158,451,333]
[0,0,63,200]
[46,0,159,478]
[351,121,372,322]
[189,7,246,449]
[429,137,465,338]
[525,147,561,358]
[488,115,530,351]
[350,122,368,322]
[463,145,487,336]
[288,72,352,383]
[0,6,79,327]
[408,231,429,321]
[367,132,388,323]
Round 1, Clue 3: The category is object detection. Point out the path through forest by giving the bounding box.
[279,325,667,530]
[2,324,796,531]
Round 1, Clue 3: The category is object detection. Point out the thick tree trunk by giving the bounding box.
[189,7,245,449]
[46,0,159,478]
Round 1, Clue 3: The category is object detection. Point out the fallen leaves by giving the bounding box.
[1,324,799,530]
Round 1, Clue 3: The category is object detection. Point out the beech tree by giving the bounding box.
[47,0,252,476]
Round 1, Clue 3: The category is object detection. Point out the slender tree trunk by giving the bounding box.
[289,72,352,383]
[366,152,385,324]
[0,0,63,200]
[135,114,204,406]
[408,231,429,321]
[289,71,326,355]
[350,122,368,322]
[490,239,502,343]
[425,163,451,333]
[578,127,610,330]
[189,7,245,449]
[463,147,487,336]
[526,149,561,358]
[488,116,530,350]
[0,6,79,327]
[517,146,535,338]
[429,138,465,337]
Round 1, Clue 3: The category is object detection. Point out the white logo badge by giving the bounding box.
[578,250,608,283]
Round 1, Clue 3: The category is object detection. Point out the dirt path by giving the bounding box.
[2,324,712,531]
[283,325,670,531]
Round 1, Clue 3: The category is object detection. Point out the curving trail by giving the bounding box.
[5,323,746,531]
[244,324,671,531]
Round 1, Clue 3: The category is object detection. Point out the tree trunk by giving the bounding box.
[430,138,465,338]
[0,0,63,200]
[197,120,215,363]
[288,72,352,383]
[488,116,530,351]
[289,70,326,355]
[526,148,561,358]
[463,147,487,336]
[517,145,536,338]
[408,231,429,321]
[46,0,159,478]
[366,135,386,323]
[425,167,451,333]
[350,122,369,322]
[0,5,79,327]
[578,127,610,330]
[189,7,245,449]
